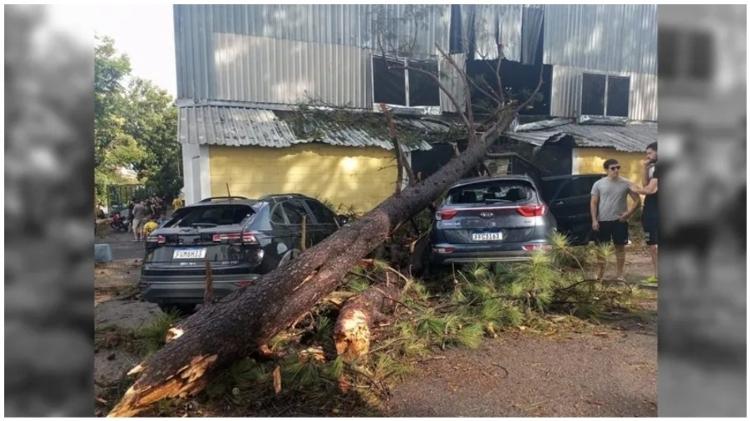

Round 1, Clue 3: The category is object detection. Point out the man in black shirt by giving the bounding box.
[629,142,658,281]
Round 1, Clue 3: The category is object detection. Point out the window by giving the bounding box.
[166,205,254,227]
[659,27,714,82]
[281,200,308,225]
[373,56,406,105]
[581,73,630,118]
[447,181,533,204]
[373,56,440,107]
[408,60,440,106]
[581,73,606,116]
[606,76,630,118]
[271,204,286,225]
[306,200,336,224]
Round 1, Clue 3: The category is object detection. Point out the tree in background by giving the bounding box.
[94,36,180,205]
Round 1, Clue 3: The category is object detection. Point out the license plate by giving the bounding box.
[173,248,207,259]
[472,232,503,241]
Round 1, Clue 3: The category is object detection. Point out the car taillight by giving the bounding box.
[436,208,458,220]
[433,246,455,254]
[212,231,259,244]
[241,231,259,244]
[516,204,546,217]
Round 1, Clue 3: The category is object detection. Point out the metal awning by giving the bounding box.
[178,105,433,151]
[507,118,657,152]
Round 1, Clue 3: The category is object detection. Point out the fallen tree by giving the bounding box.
[110,38,541,415]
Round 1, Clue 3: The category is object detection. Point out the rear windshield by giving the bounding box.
[446,180,535,205]
[165,205,254,228]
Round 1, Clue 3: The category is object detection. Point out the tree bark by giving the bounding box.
[108,108,516,417]
[334,283,400,362]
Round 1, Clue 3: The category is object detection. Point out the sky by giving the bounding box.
[48,3,177,98]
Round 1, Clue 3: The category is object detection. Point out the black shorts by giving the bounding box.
[595,220,629,245]
[642,217,658,246]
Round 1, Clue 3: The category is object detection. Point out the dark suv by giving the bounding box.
[139,194,340,307]
[431,175,557,264]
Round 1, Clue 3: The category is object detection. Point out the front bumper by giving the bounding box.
[139,272,261,304]
[430,240,549,265]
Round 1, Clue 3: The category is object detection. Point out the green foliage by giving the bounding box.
[95,36,180,204]
[133,309,181,355]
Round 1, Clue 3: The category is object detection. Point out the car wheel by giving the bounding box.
[276,248,301,269]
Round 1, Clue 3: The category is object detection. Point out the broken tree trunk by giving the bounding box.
[334,283,400,362]
[108,108,516,417]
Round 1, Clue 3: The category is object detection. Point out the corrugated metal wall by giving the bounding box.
[175,4,657,119]
[175,4,449,105]
[543,4,657,75]
[550,65,657,121]
[212,33,371,107]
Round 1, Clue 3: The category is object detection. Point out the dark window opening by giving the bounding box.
[606,76,630,117]
[688,31,713,80]
[373,56,406,105]
[449,4,463,54]
[521,7,544,65]
[408,60,440,106]
[166,205,253,227]
[446,181,534,205]
[581,73,606,116]
[271,204,286,225]
[658,28,679,78]
[466,59,553,116]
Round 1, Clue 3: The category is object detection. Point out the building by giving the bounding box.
[173,4,658,209]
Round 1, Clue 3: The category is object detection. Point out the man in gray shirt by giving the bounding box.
[131,200,147,241]
[590,159,641,281]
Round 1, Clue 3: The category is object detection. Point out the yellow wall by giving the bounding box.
[208,144,398,214]
[574,148,646,186]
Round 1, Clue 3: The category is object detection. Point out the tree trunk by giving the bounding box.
[108,109,516,417]
[334,283,400,362]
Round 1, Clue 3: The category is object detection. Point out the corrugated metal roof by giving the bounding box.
[178,105,432,151]
[508,119,656,152]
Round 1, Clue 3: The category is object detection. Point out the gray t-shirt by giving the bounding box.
[132,203,147,220]
[591,176,631,221]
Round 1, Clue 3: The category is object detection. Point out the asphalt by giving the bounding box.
[98,229,146,261]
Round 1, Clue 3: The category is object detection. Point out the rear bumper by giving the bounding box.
[430,240,549,264]
[139,272,261,304]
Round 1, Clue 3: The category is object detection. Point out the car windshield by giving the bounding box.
[165,205,254,228]
[446,180,534,205]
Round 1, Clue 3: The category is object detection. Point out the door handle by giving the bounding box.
[553,200,564,206]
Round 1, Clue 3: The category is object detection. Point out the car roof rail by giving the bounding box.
[198,196,250,202]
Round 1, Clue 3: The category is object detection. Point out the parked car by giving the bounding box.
[430,175,557,265]
[539,174,604,245]
[139,194,341,308]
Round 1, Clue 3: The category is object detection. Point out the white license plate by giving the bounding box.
[173,248,207,259]
[472,232,503,241]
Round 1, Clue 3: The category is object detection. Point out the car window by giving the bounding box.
[281,200,308,225]
[270,204,286,225]
[557,177,599,198]
[446,181,534,205]
[306,200,336,224]
[166,205,253,227]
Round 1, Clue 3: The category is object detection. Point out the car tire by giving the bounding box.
[276,248,301,269]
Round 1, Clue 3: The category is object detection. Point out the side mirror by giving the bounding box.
[335,215,350,227]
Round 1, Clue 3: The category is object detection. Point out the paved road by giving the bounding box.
[98,230,145,261]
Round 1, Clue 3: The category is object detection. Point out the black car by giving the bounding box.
[431,175,557,264]
[139,194,340,307]
[539,174,603,245]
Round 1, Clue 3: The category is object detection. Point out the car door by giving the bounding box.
[281,199,314,250]
[304,199,339,243]
[541,174,603,245]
